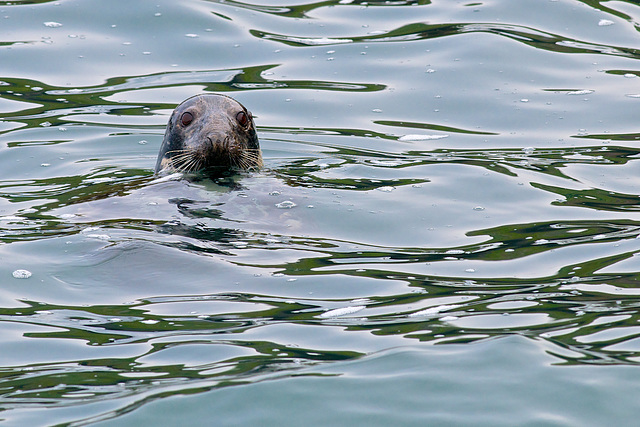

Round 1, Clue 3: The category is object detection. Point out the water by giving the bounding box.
[1,0,640,425]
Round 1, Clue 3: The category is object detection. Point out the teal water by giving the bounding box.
[1,0,640,425]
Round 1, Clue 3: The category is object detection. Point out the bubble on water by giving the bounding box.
[185,34,199,38]
[275,200,296,209]
[138,140,147,145]
[58,127,67,132]
[40,121,52,127]
[140,319,159,325]
[372,108,382,113]
[465,268,476,273]
[598,19,614,26]
[522,147,535,154]
[43,21,63,28]
[319,306,365,318]
[269,191,281,196]
[40,163,51,167]
[473,206,485,211]
[624,73,636,79]
[12,269,32,279]
[520,99,529,103]
[426,68,436,73]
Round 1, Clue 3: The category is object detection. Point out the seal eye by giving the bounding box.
[180,112,193,127]
[236,111,249,127]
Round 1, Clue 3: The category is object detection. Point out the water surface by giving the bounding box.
[1,0,640,425]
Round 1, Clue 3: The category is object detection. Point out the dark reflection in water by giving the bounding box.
[252,22,640,60]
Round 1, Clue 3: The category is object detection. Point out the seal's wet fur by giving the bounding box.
[155,94,262,175]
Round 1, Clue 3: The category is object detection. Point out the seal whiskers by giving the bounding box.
[164,149,202,173]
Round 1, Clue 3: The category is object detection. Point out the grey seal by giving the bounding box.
[155,94,262,175]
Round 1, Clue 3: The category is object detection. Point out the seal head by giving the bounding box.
[155,94,262,175]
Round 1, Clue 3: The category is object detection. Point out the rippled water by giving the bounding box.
[2,0,640,425]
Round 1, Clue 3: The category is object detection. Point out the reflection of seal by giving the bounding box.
[155,94,262,175]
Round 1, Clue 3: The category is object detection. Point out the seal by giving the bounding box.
[155,94,262,175]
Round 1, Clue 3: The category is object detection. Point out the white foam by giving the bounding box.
[409,304,460,317]
[319,306,365,318]
[398,134,449,141]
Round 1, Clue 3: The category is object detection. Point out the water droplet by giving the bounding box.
[275,200,296,209]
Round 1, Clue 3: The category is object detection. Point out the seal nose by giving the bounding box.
[205,133,228,150]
